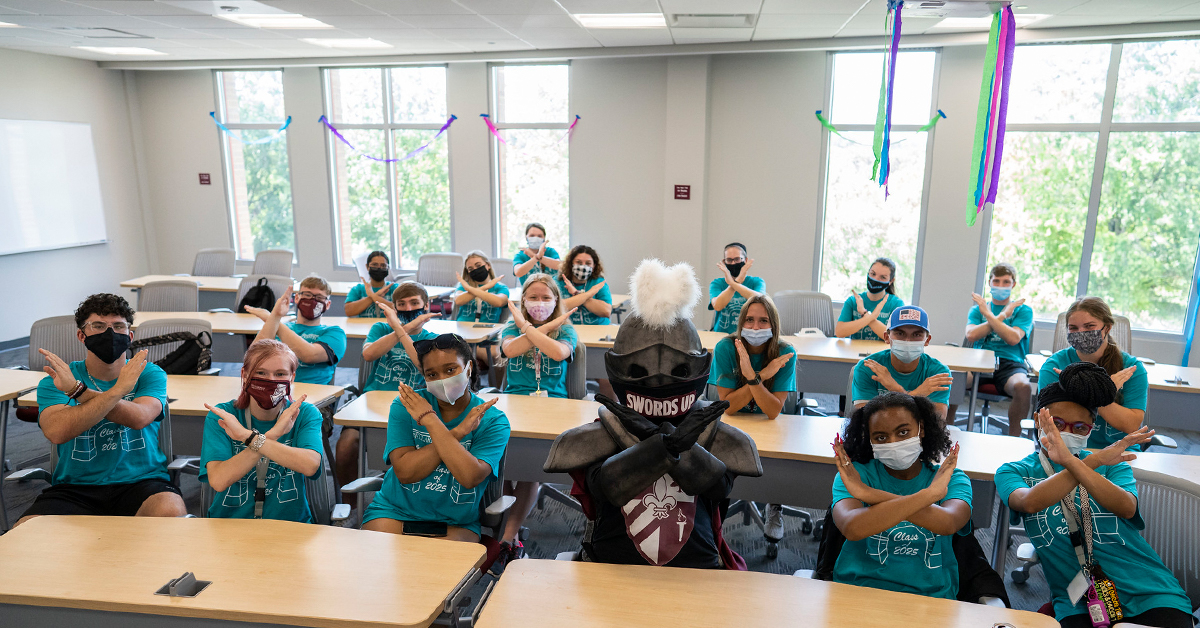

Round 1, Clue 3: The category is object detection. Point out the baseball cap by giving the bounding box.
[888,305,929,332]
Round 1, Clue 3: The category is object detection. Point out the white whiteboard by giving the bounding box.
[0,119,107,256]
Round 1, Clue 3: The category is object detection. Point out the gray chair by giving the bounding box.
[566,341,588,401]
[137,280,200,312]
[28,315,86,374]
[416,252,465,288]
[252,249,294,277]
[773,290,836,337]
[491,258,518,289]
[192,248,236,276]
[214,274,293,313]
[1050,311,1133,354]
[198,447,349,525]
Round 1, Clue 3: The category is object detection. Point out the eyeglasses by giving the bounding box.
[413,333,466,356]
[297,291,327,300]
[723,257,745,264]
[1052,416,1093,436]
[83,321,130,333]
[367,264,389,270]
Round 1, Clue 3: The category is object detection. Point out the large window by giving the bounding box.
[215,70,294,260]
[985,41,1200,332]
[818,51,938,302]
[490,64,570,259]
[324,66,450,269]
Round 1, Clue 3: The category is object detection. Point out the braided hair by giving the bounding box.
[1036,361,1117,413]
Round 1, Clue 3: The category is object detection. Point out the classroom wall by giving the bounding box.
[0,49,152,346]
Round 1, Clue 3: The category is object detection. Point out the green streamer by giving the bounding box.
[966,13,1001,227]
[871,51,889,182]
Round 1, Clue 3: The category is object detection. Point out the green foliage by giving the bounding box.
[395,130,450,267]
[241,132,294,255]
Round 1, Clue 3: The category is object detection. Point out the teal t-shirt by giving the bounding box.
[500,321,577,399]
[831,459,972,600]
[454,282,511,324]
[708,276,767,334]
[364,322,437,392]
[838,292,905,342]
[346,282,397,318]
[557,275,612,326]
[364,390,511,535]
[1038,348,1148,449]
[513,247,561,284]
[996,452,1192,621]
[36,361,169,486]
[708,337,797,413]
[198,400,323,522]
[283,321,347,385]
[967,301,1033,364]
[852,349,951,406]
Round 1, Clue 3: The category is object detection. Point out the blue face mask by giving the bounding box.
[890,339,926,363]
[740,327,774,347]
[990,286,1012,302]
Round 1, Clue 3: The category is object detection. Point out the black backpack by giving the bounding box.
[238,278,275,313]
[130,331,213,375]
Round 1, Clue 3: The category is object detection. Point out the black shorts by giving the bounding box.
[1060,607,1193,628]
[22,478,181,518]
[979,358,1028,393]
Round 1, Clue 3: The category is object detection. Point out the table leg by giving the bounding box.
[0,399,10,531]
[357,426,368,516]
[990,498,1011,573]
[966,375,980,432]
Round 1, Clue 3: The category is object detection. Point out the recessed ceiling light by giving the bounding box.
[301,38,392,49]
[73,46,168,56]
[216,13,333,28]
[0,21,18,28]
[931,14,1048,29]
[575,13,666,29]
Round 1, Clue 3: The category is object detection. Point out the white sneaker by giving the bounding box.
[764,503,784,542]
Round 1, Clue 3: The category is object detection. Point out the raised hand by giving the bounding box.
[271,286,293,319]
[507,302,528,330]
[999,298,1026,320]
[39,348,79,394]
[719,262,735,285]
[587,280,607,296]
[543,307,578,332]
[864,359,900,392]
[662,400,729,456]
[1088,425,1153,467]
[736,259,754,283]
[871,296,887,317]
[912,372,954,397]
[398,383,435,425]
[1111,365,1136,391]
[206,403,252,443]
[971,293,988,309]
[404,312,438,335]
[243,306,271,322]
[115,350,148,395]
[833,434,870,502]
[595,393,659,441]
[537,241,547,260]
[482,275,504,290]
[758,352,794,382]
[734,339,756,381]
[266,394,308,440]
[377,301,405,332]
[853,293,867,316]
[562,280,580,296]
[451,398,497,440]
[928,442,960,500]
[1036,409,1072,466]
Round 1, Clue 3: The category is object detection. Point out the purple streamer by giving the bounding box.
[984,7,1016,205]
[319,114,456,163]
[879,1,903,186]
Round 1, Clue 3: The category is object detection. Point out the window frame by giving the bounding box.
[212,69,297,263]
[812,48,943,305]
[320,64,453,271]
[486,61,573,259]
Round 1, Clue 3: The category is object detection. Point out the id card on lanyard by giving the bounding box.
[530,348,548,397]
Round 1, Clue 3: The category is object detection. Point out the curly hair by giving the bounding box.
[74,293,135,329]
[562,245,605,282]
[842,392,953,467]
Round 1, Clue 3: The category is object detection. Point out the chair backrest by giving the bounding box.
[478,452,509,537]
[1051,311,1134,355]
[252,249,294,277]
[235,274,293,308]
[133,318,214,364]
[192,248,236,276]
[416,253,464,288]
[567,341,588,400]
[137,280,200,312]
[843,367,856,418]
[28,315,86,373]
[358,358,377,392]
[491,258,518,289]
[773,290,835,337]
[1129,467,1200,612]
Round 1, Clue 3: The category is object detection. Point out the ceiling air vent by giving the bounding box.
[668,14,757,28]
[56,27,150,39]
[905,0,1004,18]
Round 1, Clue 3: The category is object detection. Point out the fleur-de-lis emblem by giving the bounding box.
[642,477,677,519]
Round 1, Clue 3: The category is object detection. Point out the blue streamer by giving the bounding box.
[209,112,291,144]
[1183,234,1200,366]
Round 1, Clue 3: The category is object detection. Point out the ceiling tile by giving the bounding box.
[187,27,294,39]
[484,13,578,28]
[760,0,860,14]
[756,13,851,28]
[66,1,202,16]
[529,38,600,48]
[393,13,493,27]
[669,27,754,42]
[424,27,519,39]
[115,27,224,39]
[140,14,249,28]
[509,27,592,39]
[659,0,763,13]
[448,38,535,52]
[0,1,112,15]
[343,28,443,40]
[1025,14,1169,28]
[261,0,386,15]
[752,26,837,40]
[453,0,567,15]
[316,15,410,29]
[586,28,672,46]
[555,0,663,14]
[1061,0,1195,15]
[352,0,472,15]
[1166,0,1200,14]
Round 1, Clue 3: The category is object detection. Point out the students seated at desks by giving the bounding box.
[557,245,612,326]
[336,281,439,502]
[997,362,1193,628]
[830,392,972,600]
[246,276,346,386]
[18,293,185,526]
[835,257,904,342]
[362,334,510,543]
[852,305,953,421]
[1038,296,1147,449]
[709,294,796,542]
[497,274,578,567]
[344,250,397,318]
[948,263,1034,436]
[454,251,511,325]
[513,222,561,285]
[709,242,765,334]
[200,340,322,521]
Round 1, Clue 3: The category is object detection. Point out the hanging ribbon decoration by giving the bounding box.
[209,112,291,144]
[871,0,904,192]
[1182,234,1200,366]
[815,110,945,146]
[481,113,581,146]
[318,114,456,163]
[966,5,1017,226]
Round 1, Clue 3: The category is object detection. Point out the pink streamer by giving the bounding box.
[977,14,1009,213]
[480,113,581,147]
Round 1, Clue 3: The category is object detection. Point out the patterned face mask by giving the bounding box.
[1067,329,1105,354]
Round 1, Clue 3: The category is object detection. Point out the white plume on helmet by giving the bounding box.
[628,259,700,328]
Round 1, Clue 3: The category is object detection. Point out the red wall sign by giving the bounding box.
[674,184,690,200]
[199,173,212,185]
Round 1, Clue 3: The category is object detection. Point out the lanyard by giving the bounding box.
[244,411,270,520]
[1038,452,1094,569]
[533,347,542,392]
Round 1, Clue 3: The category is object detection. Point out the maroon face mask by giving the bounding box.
[296,297,326,320]
[244,377,291,410]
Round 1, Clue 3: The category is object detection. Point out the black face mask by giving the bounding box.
[368,268,389,282]
[467,266,491,283]
[867,276,891,293]
[725,262,745,279]
[84,328,131,365]
[398,308,427,324]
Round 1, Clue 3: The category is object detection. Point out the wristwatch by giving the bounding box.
[249,432,267,453]
[243,429,260,448]
[747,374,762,386]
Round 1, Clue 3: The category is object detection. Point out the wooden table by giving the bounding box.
[0,516,485,628]
[477,559,1058,628]
[0,369,52,531]
[132,312,499,343]
[122,274,243,293]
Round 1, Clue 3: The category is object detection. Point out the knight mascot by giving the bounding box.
[544,259,762,568]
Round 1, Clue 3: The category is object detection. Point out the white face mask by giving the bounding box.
[427,364,471,405]
[740,327,774,347]
[527,236,545,250]
[890,338,926,363]
[1058,430,1088,456]
[871,429,923,471]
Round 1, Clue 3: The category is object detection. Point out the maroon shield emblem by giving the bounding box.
[621,474,696,566]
